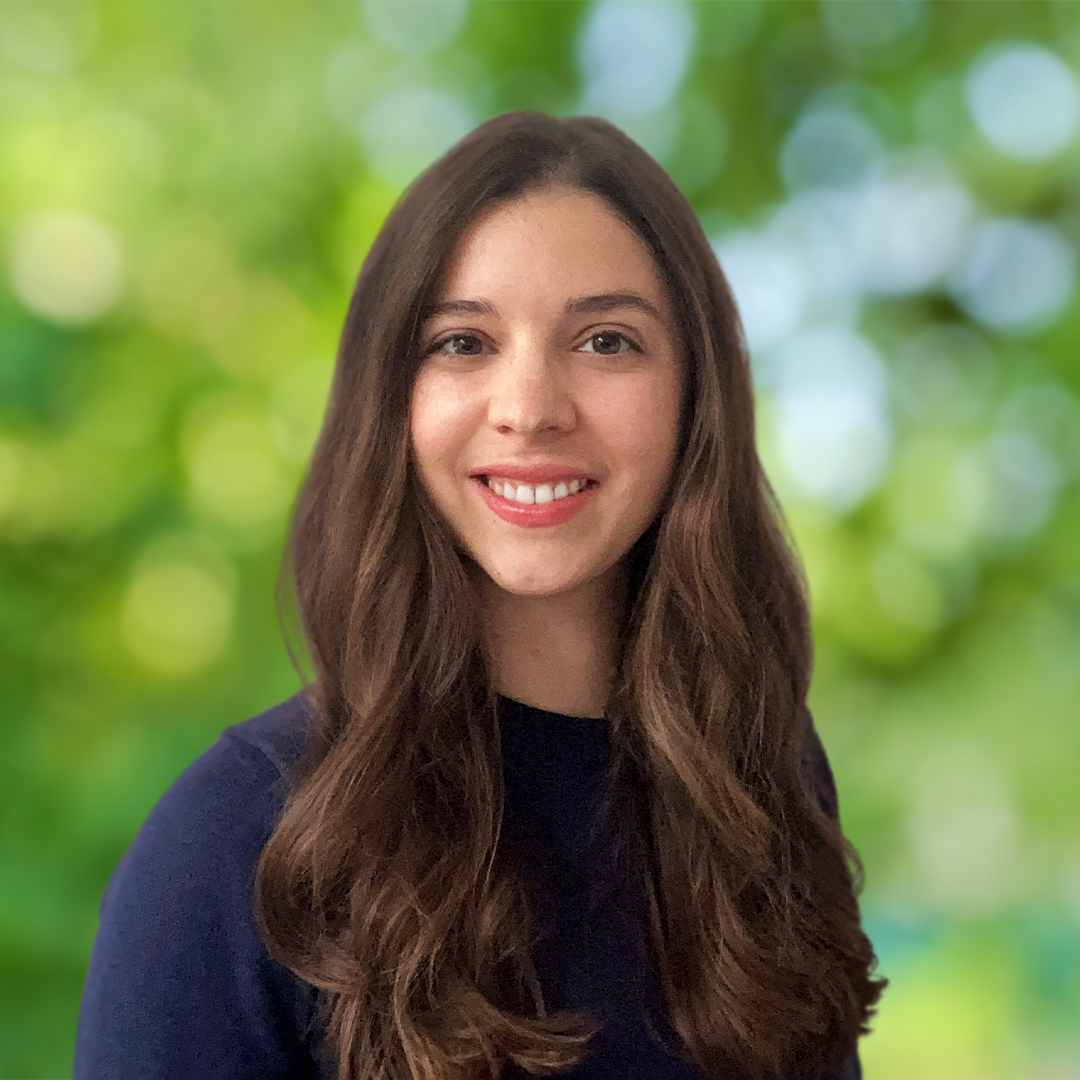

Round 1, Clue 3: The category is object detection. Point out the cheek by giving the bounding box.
[590,373,682,474]
[409,373,467,478]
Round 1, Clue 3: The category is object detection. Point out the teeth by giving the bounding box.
[485,476,591,504]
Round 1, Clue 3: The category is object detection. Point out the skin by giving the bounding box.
[409,185,684,719]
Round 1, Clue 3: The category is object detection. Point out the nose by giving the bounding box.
[486,342,576,436]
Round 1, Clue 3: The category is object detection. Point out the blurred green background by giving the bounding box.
[1,1,1078,1076]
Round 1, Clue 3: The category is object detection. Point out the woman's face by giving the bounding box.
[409,185,684,599]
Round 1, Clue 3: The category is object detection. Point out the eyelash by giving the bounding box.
[427,330,643,357]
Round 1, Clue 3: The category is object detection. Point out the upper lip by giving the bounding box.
[470,462,600,484]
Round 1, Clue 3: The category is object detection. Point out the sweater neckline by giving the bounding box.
[496,693,610,782]
[495,693,607,723]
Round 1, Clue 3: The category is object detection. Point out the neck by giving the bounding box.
[472,562,627,720]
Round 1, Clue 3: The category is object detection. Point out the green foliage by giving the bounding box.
[1,2,1077,1076]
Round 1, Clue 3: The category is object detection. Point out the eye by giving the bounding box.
[578,331,641,355]
[433,333,485,356]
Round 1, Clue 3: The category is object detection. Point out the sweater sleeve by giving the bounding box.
[74,729,323,1080]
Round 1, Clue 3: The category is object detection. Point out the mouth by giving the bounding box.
[470,474,601,528]
[474,474,599,505]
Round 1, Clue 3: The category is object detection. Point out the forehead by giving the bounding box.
[435,186,670,310]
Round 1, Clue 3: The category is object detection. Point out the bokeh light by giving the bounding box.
[360,85,477,187]
[361,0,469,56]
[820,0,927,61]
[8,211,125,325]
[121,536,237,675]
[948,217,1076,334]
[577,0,695,118]
[780,105,885,192]
[766,324,892,511]
[965,42,1080,162]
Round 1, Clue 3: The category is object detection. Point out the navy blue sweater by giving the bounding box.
[75,693,861,1080]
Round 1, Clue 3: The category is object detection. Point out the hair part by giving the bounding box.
[256,111,884,1080]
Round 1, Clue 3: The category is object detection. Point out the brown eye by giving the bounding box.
[580,331,639,355]
[442,334,484,355]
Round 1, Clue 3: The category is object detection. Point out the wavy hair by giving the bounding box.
[255,111,885,1080]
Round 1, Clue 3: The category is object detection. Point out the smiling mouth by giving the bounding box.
[477,475,598,505]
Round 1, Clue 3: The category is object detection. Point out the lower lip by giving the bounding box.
[472,477,600,528]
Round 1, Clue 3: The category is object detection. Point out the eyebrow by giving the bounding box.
[423,292,664,323]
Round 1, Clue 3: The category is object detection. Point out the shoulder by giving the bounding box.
[796,704,840,821]
[111,691,317,885]
[103,688,315,889]
[75,691,324,1079]
[218,688,319,786]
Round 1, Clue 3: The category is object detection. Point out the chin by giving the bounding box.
[492,575,578,598]
[482,563,591,598]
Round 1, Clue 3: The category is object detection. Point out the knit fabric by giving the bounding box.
[74,692,860,1080]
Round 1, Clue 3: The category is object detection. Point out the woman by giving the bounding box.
[75,112,884,1080]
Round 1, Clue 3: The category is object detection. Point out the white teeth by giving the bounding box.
[485,476,591,503]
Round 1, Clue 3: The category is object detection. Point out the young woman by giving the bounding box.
[75,112,884,1080]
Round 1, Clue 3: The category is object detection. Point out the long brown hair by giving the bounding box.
[255,111,884,1080]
